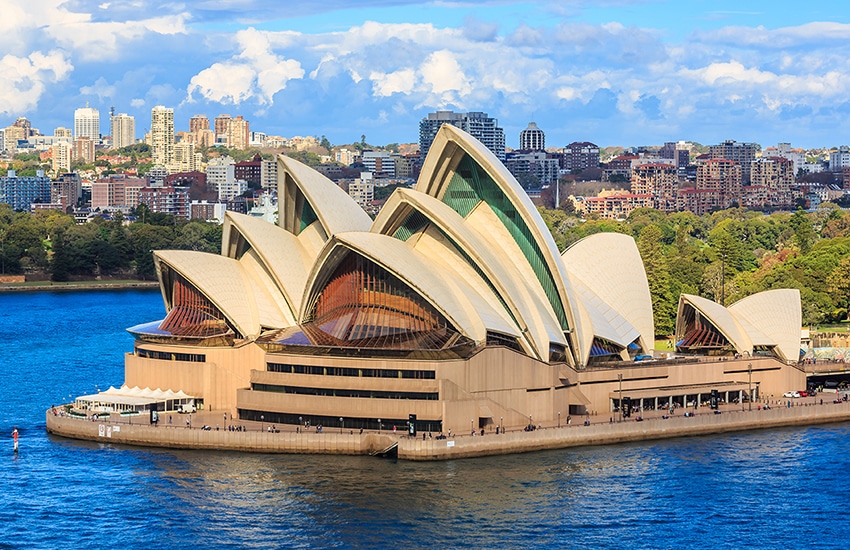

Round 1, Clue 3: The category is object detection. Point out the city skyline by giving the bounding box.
[3,1,850,148]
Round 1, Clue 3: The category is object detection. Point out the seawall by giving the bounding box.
[46,401,850,461]
[0,281,159,293]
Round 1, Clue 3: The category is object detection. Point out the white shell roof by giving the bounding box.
[561,232,655,356]
[413,123,583,361]
[372,187,565,360]
[729,289,801,363]
[278,155,372,237]
[155,249,290,338]
[222,211,312,316]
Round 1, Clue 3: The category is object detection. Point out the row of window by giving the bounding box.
[238,409,443,433]
[267,363,436,379]
[137,348,206,362]
[252,383,439,401]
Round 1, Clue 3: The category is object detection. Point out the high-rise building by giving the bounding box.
[709,140,758,184]
[110,113,135,149]
[150,106,175,168]
[659,142,691,168]
[562,142,600,172]
[74,137,95,164]
[54,127,73,139]
[214,114,232,146]
[419,111,505,161]
[348,172,375,210]
[138,186,190,219]
[190,114,210,134]
[679,158,742,215]
[174,142,201,173]
[260,158,277,191]
[74,106,100,140]
[519,122,545,151]
[51,142,73,173]
[3,125,26,152]
[230,116,250,150]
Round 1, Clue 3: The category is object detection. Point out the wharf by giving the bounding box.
[45,399,850,461]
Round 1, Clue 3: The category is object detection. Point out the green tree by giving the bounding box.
[50,229,71,282]
[828,256,850,320]
[789,208,816,254]
[637,224,676,336]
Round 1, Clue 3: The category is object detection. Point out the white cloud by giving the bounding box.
[370,69,416,97]
[187,27,305,105]
[0,50,73,116]
[80,77,117,102]
[420,50,471,102]
[694,22,850,49]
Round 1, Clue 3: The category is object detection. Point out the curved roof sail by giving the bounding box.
[221,211,312,319]
[277,155,371,254]
[561,232,655,362]
[729,289,801,363]
[373,187,566,361]
[415,124,584,363]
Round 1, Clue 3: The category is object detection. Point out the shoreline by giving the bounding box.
[45,399,850,461]
[0,281,159,293]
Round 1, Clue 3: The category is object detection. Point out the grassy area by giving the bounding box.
[655,338,675,351]
[811,322,850,333]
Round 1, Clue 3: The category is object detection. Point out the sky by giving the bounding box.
[3,0,850,150]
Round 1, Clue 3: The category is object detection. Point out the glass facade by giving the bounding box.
[441,154,568,330]
[302,252,466,351]
[158,270,235,340]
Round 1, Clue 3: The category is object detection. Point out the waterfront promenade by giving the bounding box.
[46,396,850,461]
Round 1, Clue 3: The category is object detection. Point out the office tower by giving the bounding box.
[74,106,101,140]
[111,113,135,149]
[419,110,505,161]
[214,114,232,146]
[150,106,175,167]
[519,122,545,151]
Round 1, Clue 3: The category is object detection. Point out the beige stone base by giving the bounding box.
[46,400,850,461]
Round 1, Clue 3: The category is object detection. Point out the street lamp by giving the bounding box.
[299,416,302,430]
[340,417,344,434]
[558,411,561,428]
[261,414,264,432]
[618,373,623,422]
[500,416,503,433]
[470,418,474,434]
[748,363,753,412]
[378,419,381,433]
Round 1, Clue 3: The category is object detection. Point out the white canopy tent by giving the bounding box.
[75,385,195,413]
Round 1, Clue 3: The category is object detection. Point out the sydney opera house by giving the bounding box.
[93,125,804,434]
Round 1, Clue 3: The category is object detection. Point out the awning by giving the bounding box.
[609,381,751,400]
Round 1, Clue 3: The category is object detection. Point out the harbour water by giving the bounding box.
[1,289,849,548]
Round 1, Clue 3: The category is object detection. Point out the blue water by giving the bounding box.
[1,289,848,549]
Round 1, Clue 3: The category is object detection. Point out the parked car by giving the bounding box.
[783,391,801,398]
[798,390,808,397]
